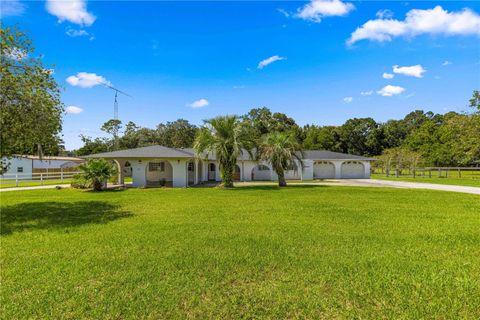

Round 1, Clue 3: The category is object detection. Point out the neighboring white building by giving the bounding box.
[85,145,376,188]
[2,155,85,178]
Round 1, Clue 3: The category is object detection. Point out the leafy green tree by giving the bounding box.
[76,158,115,191]
[101,119,122,148]
[241,107,303,142]
[303,125,341,151]
[257,132,303,187]
[338,118,382,156]
[0,24,64,165]
[194,116,253,188]
[156,119,198,148]
[74,135,112,156]
[469,90,480,113]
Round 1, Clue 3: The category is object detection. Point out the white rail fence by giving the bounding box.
[0,171,81,187]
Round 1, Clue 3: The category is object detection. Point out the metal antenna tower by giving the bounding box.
[97,81,132,142]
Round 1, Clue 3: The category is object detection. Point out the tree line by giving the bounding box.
[76,103,480,168]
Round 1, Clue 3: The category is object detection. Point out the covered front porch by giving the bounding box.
[111,158,205,188]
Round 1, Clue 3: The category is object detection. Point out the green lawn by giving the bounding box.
[371,173,480,187]
[1,186,479,318]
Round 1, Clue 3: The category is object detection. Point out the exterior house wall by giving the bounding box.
[131,160,147,187]
[171,159,188,187]
[2,157,33,178]
[33,159,78,169]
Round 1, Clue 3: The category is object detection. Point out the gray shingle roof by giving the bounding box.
[84,145,194,159]
[84,145,375,161]
[302,150,376,161]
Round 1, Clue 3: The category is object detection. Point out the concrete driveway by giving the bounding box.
[343,179,480,195]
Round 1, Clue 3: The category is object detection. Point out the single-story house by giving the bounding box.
[1,155,85,178]
[85,145,376,188]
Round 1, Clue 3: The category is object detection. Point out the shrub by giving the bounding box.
[77,159,115,191]
[70,174,90,189]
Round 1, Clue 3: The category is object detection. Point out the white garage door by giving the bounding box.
[313,161,335,179]
[341,161,365,179]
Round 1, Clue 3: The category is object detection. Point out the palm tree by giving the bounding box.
[77,158,115,191]
[194,115,253,188]
[258,131,303,187]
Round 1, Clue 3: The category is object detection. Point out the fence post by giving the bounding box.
[429,170,431,178]
[61,169,64,181]
[446,169,448,178]
[438,168,441,178]
[413,168,416,178]
[41,173,43,185]
[16,174,19,187]
[458,168,461,178]
[395,168,399,178]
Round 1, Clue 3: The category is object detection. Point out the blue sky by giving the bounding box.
[2,0,480,149]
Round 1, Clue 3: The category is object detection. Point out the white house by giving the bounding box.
[85,145,376,188]
[2,155,85,178]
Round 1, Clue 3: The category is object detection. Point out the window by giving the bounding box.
[149,162,165,172]
[188,162,194,172]
[257,165,270,171]
[17,167,23,173]
[209,163,215,171]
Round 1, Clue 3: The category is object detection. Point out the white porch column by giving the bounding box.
[194,159,199,184]
[333,160,343,179]
[241,161,244,182]
[171,159,188,187]
[215,162,221,182]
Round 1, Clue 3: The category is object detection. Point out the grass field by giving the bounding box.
[371,173,480,187]
[1,186,479,318]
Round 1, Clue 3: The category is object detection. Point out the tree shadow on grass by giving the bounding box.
[229,184,332,191]
[1,201,133,236]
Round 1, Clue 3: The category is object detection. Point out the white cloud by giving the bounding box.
[360,90,373,96]
[66,72,110,88]
[343,96,353,103]
[278,8,290,18]
[0,0,26,17]
[377,85,405,97]
[233,85,245,89]
[65,27,93,39]
[189,98,209,108]
[257,55,286,69]
[382,72,394,79]
[65,106,83,114]
[348,6,480,45]
[376,9,393,19]
[393,64,426,78]
[296,0,354,23]
[442,60,452,66]
[46,0,96,26]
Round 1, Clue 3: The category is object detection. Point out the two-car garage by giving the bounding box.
[313,160,366,179]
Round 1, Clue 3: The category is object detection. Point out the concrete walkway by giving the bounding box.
[0,184,71,192]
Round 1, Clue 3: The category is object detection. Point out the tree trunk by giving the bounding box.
[220,163,234,188]
[277,169,287,187]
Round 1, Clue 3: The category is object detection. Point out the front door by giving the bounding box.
[233,165,241,181]
[208,163,216,181]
